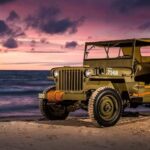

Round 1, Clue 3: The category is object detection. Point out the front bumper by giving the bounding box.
[38,91,86,102]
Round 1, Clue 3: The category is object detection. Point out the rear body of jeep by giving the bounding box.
[39,38,150,127]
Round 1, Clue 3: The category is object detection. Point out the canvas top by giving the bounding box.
[85,38,150,47]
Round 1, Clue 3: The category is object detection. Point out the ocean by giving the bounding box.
[0,70,53,117]
[0,70,149,117]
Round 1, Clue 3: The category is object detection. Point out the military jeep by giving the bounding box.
[39,38,150,127]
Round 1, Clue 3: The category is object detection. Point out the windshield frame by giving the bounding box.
[84,44,132,60]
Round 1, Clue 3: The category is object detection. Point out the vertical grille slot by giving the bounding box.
[58,69,83,91]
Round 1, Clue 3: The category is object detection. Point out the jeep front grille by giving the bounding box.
[58,69,84,91]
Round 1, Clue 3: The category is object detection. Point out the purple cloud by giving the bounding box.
[0,0,15,5]
[26,6,85,34]
[65,41,78,48]
[3,37,18,48]
[0,20,10,36]
[112,0,150,14]
[7,10,20,21]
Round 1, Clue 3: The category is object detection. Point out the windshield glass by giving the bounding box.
[141,46,150,56]
[85,45,123,59]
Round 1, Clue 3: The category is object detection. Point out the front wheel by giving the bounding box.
[88,87,122,127]
[39,99,69,120]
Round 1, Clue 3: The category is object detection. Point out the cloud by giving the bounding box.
[40,18,84,34]
[7,10,20,21]
[9,26,26,37]
[3,37,18,48]
[0,11,25,38]
[138,21,150,30]
[30,40,36,47]
[65,41,78,48]
[113,0,150,13]
[0,0,15,5]
[40,38,48,44]
[0,15,25,38]
[0,20,10,36]
[26,6,60,27]
[26,6,85,34]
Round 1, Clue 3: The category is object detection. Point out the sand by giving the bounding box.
[0,116,149,150]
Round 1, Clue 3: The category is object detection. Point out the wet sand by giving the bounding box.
[0,116,149,150]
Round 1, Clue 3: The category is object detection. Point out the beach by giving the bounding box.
[0,70,149,150]
[0,116,149,150]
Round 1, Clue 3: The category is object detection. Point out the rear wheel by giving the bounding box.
[88,87,122,127]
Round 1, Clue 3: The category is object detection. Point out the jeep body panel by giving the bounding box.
[39,38,150,104]
[39,38,150,127]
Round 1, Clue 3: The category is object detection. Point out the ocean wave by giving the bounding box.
[0,95,40,117]
[0,86,46,95]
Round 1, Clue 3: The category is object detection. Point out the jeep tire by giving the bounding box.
[39,86,69,120]
[39,99,69,120]
[88,87,122,127]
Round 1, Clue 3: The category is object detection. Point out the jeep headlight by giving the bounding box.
[84,69,92,77]
[53,70,59,77]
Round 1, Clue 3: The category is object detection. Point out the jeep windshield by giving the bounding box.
[84,39,150,60]
[84,45,125,59]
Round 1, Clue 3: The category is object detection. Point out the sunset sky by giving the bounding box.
[0,0,150,70]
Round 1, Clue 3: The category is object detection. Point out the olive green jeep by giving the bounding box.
[39,38,150,127]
